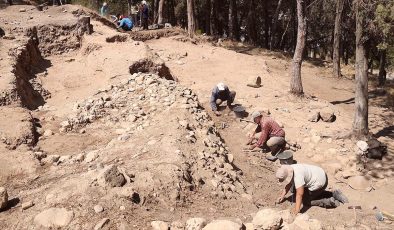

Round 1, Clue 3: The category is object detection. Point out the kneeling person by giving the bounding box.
[276,164,348,215]
[117,16,133,31]
[210,82,236,116]
[247,111,285,155]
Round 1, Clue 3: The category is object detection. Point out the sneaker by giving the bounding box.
[333,190,349,203]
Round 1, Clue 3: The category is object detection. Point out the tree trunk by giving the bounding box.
[158,0,165,24]
[332,0,344,78]
[270,0,283,50]
[290,0,307,95]
[247,0,257,44]
[228,0,238,39]
[187,0,196,38]
[378,50,386,86]
[352,0,368,137]
[209,0,216,35]
[153,0,158,23]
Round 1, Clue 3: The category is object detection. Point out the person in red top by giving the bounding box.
[247,111,286,155]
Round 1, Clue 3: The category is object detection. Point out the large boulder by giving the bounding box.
[252,208,282,230]
[34,208,74,228]
[0,187,8,210]
[186,218,207,230]
[202,220,242,230]
[290,214,322,230]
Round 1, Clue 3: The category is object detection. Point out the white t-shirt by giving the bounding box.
[290,164,327,191]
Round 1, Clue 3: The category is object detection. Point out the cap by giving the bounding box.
[103,2,107,6]
[142,0,147,5]
[217,82,226,91]
[251,111,262,122]
[276,165,293,185]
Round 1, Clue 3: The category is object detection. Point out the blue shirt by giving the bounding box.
[119,18,133,30]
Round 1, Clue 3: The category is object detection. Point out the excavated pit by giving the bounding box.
[129,58,176,81]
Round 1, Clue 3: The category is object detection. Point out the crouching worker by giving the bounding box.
[117,16,133,31]
[276,164,348,215]
[247,111,285,155]
[210,82,236,116]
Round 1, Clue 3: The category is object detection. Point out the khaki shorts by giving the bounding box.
[254,133,285,147]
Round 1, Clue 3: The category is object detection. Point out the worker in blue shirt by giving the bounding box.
[117,16,133,31]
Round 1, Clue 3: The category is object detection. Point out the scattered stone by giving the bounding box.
[308,112,320,122]
[171,221,185,230]
[19,8,26,12]
[356,141,369,152]
[203,220,242,230]
[94,218,110,230]
[151,220,169,230]
[85,150,99,163]
[43,129,54,136]
[0,187,8,210]
[252,208,282,230]
[244,223,254,230]
[21,201,34,210]
[97,165,126,187]
[320,108,335,122]
[94,205,104,213]
[227,154,234,163]
[34,208,74,228]
[186,218,207,230]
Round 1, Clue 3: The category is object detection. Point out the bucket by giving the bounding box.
[277,150,294,165]
[233,106,246,118]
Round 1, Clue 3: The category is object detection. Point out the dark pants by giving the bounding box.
[301,175,334,208]
[216,91,236,106]
[142,18,148,30]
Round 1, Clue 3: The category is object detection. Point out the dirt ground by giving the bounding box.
[0,3,393,230]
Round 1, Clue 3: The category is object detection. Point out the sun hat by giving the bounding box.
[251,111,262,122]
[217,82,226,91]
[275,165,294,185]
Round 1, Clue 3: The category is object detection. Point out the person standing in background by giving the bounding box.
[141,0,149,30]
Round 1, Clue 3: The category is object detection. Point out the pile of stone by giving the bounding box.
[177,92,244,198]
[151,208,323,230]
[56,72,244,198]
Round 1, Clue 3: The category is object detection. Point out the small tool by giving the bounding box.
[348,205,361,224]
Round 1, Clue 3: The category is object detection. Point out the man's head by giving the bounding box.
[142,0,147,5]
[276,165,294,186]
[251,111,262,124]
[103,2,107,6]
[217,82,226,91]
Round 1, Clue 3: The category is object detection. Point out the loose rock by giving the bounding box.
[151,220,169,230]
[94,218,110,230]
[0,187,8,210]
[94,205,104,213]
[186,218,207,230]
[203,220,242,230]
[97,165,126,187]
[22,201,34,210]
[34,208,74,228]
[252,208,282,230]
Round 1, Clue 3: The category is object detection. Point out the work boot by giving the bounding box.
[333,189,349,203]
[310,197,340,208]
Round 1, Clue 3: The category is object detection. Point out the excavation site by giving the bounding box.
[0,2,393,230]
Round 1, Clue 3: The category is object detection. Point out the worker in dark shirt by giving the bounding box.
[141,0,149,30]
[210,82,236,116]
